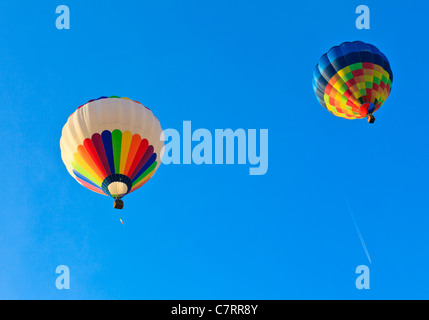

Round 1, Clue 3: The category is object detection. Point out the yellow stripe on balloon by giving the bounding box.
[120,131,133,174]
[77,145,106,181]
[73,153,103,185]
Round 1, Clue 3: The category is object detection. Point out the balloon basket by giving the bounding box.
[114,199,124,210]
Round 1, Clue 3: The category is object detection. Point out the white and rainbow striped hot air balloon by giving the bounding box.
[60,96,164,209]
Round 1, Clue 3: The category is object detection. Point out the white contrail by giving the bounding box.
[340,188,372,264]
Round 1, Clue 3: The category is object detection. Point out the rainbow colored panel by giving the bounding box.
[72,129,158,196]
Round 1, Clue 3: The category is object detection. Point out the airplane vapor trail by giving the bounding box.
[340,188,372,264]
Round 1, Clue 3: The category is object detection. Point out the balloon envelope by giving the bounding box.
[60,96,164,200]
[313,41,393,120]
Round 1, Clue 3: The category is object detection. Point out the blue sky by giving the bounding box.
[0,0,428,299]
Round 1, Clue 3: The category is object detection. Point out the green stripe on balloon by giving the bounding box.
[72,161,101,186]
[112,129,122,174]
[349,63,362,71]
[132,161,157,186]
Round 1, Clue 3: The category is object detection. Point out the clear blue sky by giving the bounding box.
[0,0,428,299]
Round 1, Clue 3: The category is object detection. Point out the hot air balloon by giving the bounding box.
[313,41,393,123]
[60,96,164,209]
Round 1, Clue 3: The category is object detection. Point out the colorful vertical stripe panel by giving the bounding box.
[72,129,158,197]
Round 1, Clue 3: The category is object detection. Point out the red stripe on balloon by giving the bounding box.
[92,133,111,176]
[362,62,374,69]
[130,145,154,181]
[127,139,149,179]
[83,138,108,178]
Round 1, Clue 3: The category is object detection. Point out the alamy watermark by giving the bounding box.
[55,265,70,290]
[356,5,370,29]
[355,265,370,290]
[56,5,70,30]
[161,121,268,176]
